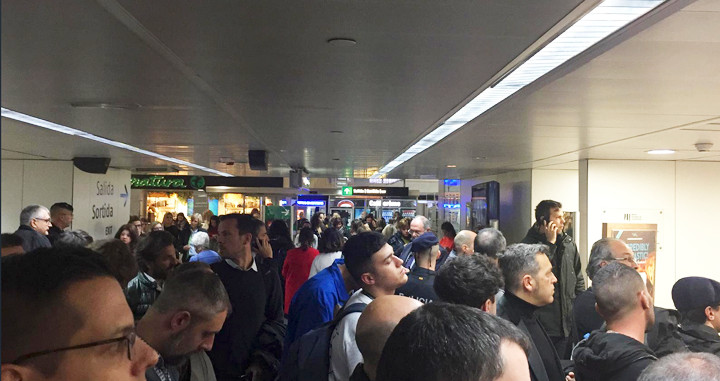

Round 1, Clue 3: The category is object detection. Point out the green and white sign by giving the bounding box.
[342,186,353,196]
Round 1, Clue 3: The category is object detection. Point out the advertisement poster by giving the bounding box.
[602,223,658,297]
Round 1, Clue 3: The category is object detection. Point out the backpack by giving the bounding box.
[277,303,368,381]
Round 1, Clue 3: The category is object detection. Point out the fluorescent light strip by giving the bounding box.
[1,108,234,177]
[372,0,664,178]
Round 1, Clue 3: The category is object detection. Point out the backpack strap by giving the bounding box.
[332,303,368,325]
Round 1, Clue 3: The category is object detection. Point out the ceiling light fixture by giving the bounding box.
[1,108,234,177]
[327,38,357,47]
[446,165,457,168]
[372,0,666,178]
[647,149,675,155]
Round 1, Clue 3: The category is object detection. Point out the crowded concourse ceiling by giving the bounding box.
[2,0,720,181]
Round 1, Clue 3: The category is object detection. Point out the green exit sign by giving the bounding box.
[342,186,353,196]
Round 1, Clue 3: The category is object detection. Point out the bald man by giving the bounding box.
[351,295,423,381]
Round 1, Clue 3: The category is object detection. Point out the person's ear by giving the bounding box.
[481,298,493,312]
[705,306,716,322]
[521,274,534,293]
[639,290,652,311]
[360,272,375,287]
[1,365,28,381]
[241,232,253,246]
[170,311,192,332]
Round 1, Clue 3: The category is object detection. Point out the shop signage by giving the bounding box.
[72,167,131,240]
[297,195,328,207]
[369,200,402,208]
[443,203,461,209]
[337,200,355,208]
[131,175,206,190]
[351,187,409,197]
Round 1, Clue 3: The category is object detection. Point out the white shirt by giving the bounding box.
[329,289,373,381]
[308,251,343,278]
[224,258,257,272]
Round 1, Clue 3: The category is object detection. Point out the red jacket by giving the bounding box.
[282,246,320,313]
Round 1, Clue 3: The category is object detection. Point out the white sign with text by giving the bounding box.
[72,167,131,240]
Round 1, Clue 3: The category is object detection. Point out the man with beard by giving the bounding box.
[138,263,230,381]
[127,230,180,320]
[572,262,657,381]
[521,200,584,355]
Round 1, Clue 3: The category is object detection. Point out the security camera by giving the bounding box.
[695,142,714,152]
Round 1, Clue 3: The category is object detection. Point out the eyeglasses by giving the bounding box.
[11,331,136,364]
[33,218,51,223]
[613,256,638,265]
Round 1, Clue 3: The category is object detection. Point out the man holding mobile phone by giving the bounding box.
[521,200,585,359]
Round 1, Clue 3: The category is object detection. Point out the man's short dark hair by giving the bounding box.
[128,215,140,223]
[534,200,562,224]
[151,262,231,320]
[1,233,24,248]
[2,247,114,373]
[376,302,530,381]
[498,243,548,294]
[344,231,386,284]
[474,228,506,258]
[50,202,73,215]
[54,230,94,248]
[219,213,258,236]
[135,230,175,272]
[593,261,644,322]
[435,254,504,308]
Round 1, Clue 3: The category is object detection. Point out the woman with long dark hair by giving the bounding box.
[439,221,456,253]
[282,227,319,314]
[114,223,139,252]
[308,227,344,278]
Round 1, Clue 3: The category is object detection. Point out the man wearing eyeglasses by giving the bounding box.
[573,238,639,343]
[1,246,159,380]
[13,204,52,252]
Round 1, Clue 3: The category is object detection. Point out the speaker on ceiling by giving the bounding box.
[248,150,268,171]
[289,170,302,189]
[73,157,111,174]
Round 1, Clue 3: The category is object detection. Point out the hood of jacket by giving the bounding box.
[573,331,656,379]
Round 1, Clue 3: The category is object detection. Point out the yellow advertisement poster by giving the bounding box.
[602,223,658,297]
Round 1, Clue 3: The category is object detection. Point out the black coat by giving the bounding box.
[678,322,720,356]
[14,225,51,252]
[572,331,656,381]
[497,291,565,381]
[395,267,437,304]
[522,228,585,338]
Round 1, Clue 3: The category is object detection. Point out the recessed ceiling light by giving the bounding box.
[70,102,141,110]
[327,38,357,47]
[372,0,665,178]
[1,107,234,177]
[333,158,340,161]
[647,149,675,155]
[330,130,344,134]
[446,165,457,168]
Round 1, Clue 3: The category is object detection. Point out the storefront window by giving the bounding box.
[146,192,191,222]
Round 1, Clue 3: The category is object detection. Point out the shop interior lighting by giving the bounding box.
[1,108,234,177]
[372,0,665,178]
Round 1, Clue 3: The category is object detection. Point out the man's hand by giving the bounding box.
[256,236,273,259]
[245,364,265,381]
[539,219,559,244]
[565,371,575,381]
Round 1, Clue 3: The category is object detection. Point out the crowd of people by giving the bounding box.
[2,199,720,381]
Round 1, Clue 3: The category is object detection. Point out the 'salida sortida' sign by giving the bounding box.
[130,175,206,190]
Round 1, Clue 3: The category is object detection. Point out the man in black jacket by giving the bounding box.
[14,204,52,252]
[497,243,565,381]
[209,214,285,381]
[671,276,720,356]
[395,232,439,304]
[522,200,584,356]
[572,262,657,381]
